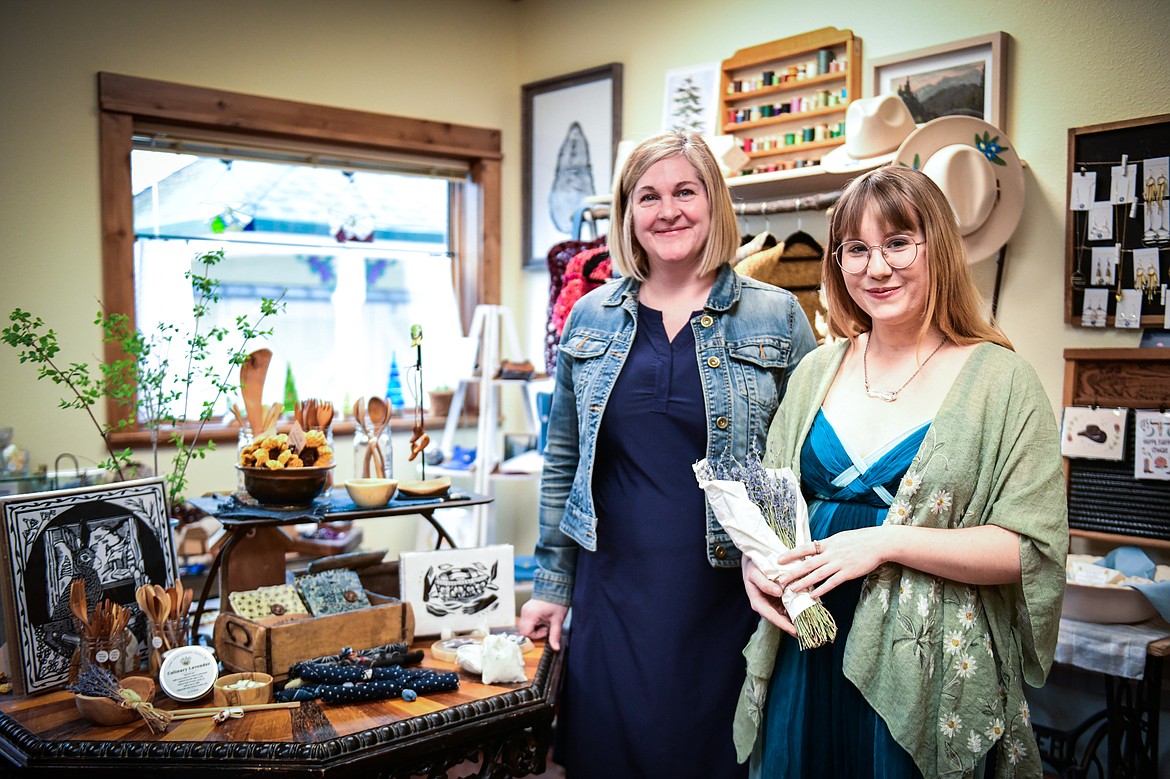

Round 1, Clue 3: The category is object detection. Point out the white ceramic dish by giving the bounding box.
[344,478,399,508]
[1061,581,1157,624]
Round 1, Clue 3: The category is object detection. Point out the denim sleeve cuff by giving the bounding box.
[533,570,574,607]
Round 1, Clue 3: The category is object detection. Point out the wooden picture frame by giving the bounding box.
[398,544,515,637]
[522,64,622,269]
[870,32,1007,128]
[0,478,177,695]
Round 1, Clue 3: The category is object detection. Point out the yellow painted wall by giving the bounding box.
[2,0,1169,558]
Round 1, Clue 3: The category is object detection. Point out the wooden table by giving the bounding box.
[0,639,561,777]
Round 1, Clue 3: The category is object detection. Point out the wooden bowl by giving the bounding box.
[213,672,273,706]
[397,476,451,498]
[74,675,156,726]
[237,465,334,508]
[344,478,399,508]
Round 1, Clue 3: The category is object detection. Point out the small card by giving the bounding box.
[1135,409,1170,481]
[1111,163,1137,204]
[1088,201,1113,241]
[1090,245,1118,285]
[1113,289,1141,329]
[1080,287,1108,328]
[295,569,370,616]
[1070,171,1096,211]
[1060,406,1127,461]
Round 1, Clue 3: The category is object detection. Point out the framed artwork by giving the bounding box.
[0,478,177,695]
[399,544,515,637]
[661,62,721,136]
[522,63,622,269]
[870,32,1007,128]
[1060,406,1128,461]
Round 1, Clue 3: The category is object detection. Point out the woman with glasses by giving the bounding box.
[735,166,1067,778]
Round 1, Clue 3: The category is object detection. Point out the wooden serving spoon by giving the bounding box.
[366,396,389,478]
[240,348,273,437]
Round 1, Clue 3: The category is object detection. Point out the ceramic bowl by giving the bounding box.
[1062,581,1157,624]
[237,465,334,508]
[344,478,399,508]
[75,675,156,726]
[212,671,273,706]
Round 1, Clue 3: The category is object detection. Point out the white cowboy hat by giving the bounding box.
[893,116,1025,262]
[821,95,916,173]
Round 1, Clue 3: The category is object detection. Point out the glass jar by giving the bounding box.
[353,425,392,480]
[236,427,254,496]
[80,628,132,680]
[307,426,335,490]
[147,616,191,677]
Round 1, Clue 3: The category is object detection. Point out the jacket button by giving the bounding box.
[707,356,721,368]
[700,315,714,327]
[714,544,728,559]
[716,416,729,429]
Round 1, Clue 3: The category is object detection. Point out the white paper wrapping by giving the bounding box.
[693,459,819,621]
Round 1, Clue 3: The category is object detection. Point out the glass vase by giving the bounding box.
[354,426,392,480]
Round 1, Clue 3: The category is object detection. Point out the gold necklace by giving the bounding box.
[863,336,947,402]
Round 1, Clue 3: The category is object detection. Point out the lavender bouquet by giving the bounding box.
[693,451,837,650]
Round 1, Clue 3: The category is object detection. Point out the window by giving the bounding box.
[99,73,502,445]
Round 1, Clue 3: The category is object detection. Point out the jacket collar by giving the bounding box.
[603,263,741,312]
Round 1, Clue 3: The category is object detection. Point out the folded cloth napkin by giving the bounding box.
[190,494,330,521]
[1099,546,1170,622]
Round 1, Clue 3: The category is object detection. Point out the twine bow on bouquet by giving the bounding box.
[693,451,837,650]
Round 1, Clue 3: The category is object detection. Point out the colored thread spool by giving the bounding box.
[817,48,833,74]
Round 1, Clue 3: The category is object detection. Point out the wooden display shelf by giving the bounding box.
[719,26,862,172]
[722,70,846,106]
[722,103,848,134]
[744,137,844,160]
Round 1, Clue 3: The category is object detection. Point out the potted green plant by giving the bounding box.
[2,249,285,514]
[427,384,455,418]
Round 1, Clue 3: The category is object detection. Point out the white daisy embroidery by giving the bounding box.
[888,499,912,525]
[917,594,931,618]
[983,632,994,657]
[1019,701,1031,726]
[1007,737,1028,765]
[955,653,977,678]
[944,630,964,654]
[928,489,953,515]
[879,586,891,613]
[958,602,977,629]
[939,712,963,739]
[900,471,922,498]
[984,718,1005,741]
[966,731,982,754]
[899,579,914,604]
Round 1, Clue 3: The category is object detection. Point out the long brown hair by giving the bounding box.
[609,130,739,281]
[821,166,1013,350]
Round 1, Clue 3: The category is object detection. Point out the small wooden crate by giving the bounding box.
[214,600,414,682]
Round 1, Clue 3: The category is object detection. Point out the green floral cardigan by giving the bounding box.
[734,340,1068,779]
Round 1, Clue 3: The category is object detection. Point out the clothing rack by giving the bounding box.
[732,191,842,216]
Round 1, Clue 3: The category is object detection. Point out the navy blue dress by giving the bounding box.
[558,304,757,778]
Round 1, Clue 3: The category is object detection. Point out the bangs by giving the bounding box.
[835,179,922,239]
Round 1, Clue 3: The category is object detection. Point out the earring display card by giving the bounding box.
[1070,171,1096,211]
[1065,113,1170,327]
[1135,409,1170,482]
[1110,163,1138,204]
[1061,406,1128,461]
[1087,202,1113,241]
[1114,289,1142,329]
[1081,287,1108,327]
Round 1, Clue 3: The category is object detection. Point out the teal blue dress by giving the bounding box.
[758,410,929,779]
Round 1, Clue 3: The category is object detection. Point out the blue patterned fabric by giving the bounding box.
[757,410,929,779]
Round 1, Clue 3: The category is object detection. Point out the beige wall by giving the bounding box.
[1,0,1168,556]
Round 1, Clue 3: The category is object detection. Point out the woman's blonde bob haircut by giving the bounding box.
[822,166,1013,351]
[609,130,739,281]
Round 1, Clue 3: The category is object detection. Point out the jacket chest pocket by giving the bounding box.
[561,332,613,398]
[727,339,790,413]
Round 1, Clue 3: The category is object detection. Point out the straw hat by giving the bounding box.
[894,116,1025,262]
[821,95,916,173]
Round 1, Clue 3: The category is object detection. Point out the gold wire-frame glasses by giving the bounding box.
[835,236,925,274]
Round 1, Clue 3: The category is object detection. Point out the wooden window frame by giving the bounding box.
[98,72,501,446]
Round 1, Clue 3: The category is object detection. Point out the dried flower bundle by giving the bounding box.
[694,450,837,650]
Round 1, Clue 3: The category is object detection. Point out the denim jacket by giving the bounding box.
[533,264,817,606]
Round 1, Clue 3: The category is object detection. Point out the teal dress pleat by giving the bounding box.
[757,410,929,779]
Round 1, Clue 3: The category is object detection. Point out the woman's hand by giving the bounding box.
[518,598,569,651]
[776,527,888,599]
[742,557,797,637]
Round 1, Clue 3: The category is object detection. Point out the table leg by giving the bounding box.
[191,528,245,636]
[418,509,458,549]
